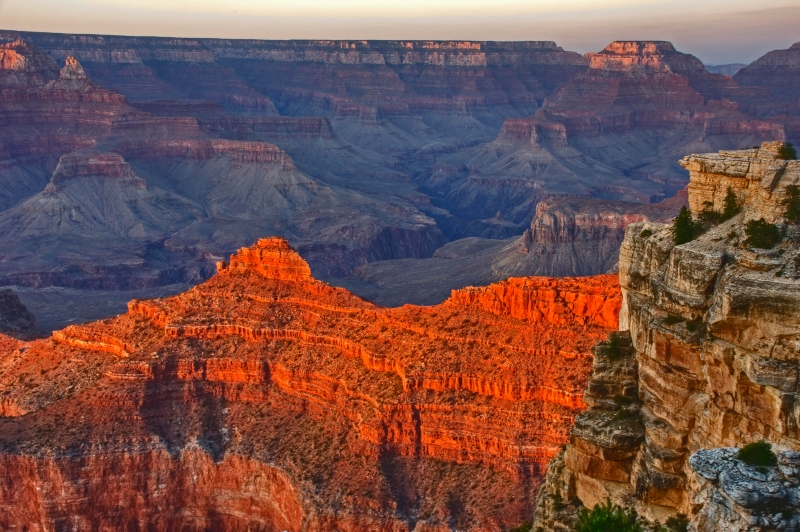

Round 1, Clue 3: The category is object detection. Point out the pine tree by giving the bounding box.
[574,499,643,532]
[721,187,740,221]
[778,142,797,160]
[673,206,699,245]
[744,218,781,249]
[783,185,800,224]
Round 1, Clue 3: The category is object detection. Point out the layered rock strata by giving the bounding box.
[533,141,800,530]
[0,38,448,297]
[0,237,621,530]
[2,31,800,329]
[424,40,785,229]
[735,42,800,108]
[490,191,687,277]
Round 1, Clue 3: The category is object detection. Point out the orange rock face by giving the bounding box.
[0,237,620,530]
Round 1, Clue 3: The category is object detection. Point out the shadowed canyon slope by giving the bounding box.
[1,33,800,328]
[331,192,685,307]
[0,237,621,530]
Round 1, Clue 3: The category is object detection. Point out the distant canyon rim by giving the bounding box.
[0,28,799,532]
[0,34,798,331]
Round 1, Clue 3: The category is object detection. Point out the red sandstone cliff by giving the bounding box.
[0,237,620,530]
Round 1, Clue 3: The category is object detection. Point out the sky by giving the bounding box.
[1,0,798,65]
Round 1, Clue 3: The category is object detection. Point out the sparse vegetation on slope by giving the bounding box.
[744,218,781,249]
[574,499,643,532]
[784,185,800,224]
[699,187,740,226]
[778,142,797,160]
[673,206,702,245]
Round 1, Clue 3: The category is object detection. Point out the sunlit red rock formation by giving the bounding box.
[533,141,800,531]
[217,237,313,280]
[448,276,620,329]
[0,237,620,530]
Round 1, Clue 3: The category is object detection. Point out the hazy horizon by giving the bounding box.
[1,0,798,65]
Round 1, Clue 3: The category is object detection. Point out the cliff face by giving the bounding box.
[0,37,447,300]
[734,42,800,107]
[0,237,621,530]
[424,40,785,229]
[0,289,36,338]
[534,141,800,530]
[487,192,686,278]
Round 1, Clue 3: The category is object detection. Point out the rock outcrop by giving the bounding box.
[688,448,800,531]
[489,192,687,277]
[681,140,798,223]
[0,289,36,337]
[533,141,800,530]
[0,237,621,530]
[217,237,313,281]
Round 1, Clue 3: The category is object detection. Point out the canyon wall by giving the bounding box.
[483,191,687,279]
[0,38,449,302]
[0,237,621,530]
[2,31,800,326]
[533,141,800,530]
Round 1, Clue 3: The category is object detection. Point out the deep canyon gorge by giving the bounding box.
[1,34,799,328]
[0,28,799,532]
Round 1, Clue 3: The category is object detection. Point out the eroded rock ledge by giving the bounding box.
[534,141,800,531]
[0,237,620,530]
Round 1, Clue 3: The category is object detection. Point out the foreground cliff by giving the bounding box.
[0,237,620,530]
[534,141,800,531]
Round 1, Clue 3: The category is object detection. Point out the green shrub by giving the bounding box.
[699,201,722,225]
[744,218,781,249]
[721,187,741,221]
[639,229,653,238]
[552,490,566,511]
[664,514,690,532]
[778,142,797,160]
[736,440,777,468]
[686,318,703,333]
[664,315,684,326]
[783,185,800,224]
[509,521,533,532]
[673,206,702,245]
[698,188,740,226]
[614,409,631,420]
[726,230,738,241]
[605,333,621,360]
[574,499,643,532]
